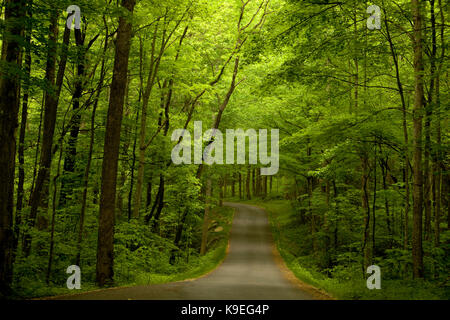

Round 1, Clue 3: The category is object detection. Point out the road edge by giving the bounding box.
[242,202,336,300]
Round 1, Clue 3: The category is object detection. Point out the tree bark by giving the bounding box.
[239,172,242,200]
[382,5,410,250]
[423,0,437,241]
[0,0,26,296]
[24,10,70,257]
[14,0,32,252]
[411,0,425,279]
[96,0,136,287]
[200,178,212,255]
[133,21,160,218]
[361,153,372,272]
[60,27,90,205]
[246,168,251,200]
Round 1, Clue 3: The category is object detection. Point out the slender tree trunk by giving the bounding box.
[231,173,235,197]
[60,27,89,205]
[77,90,101,266]
[96,0,136,287]
[200,178,212,255]
[361,154,372,272]
[146,180,152,208]
[219,178,224,207]
[246,168,251,200]
[332,180,339,250]
[14,0,32,251]
[423,0,437,241]
[252,168,256,196]
[150,174,165,232]
[383,5,410,250]
[372,146,377,260]
[411,0,425,279]
[133,20,166,218]
[239,172,242,200]
[433,0,444,247]
[380,155,392,246]
[24,10,70,257]
[46,130,64,284]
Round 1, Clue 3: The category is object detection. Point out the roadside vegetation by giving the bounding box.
[238,197,449,300]
[13,206,234,299]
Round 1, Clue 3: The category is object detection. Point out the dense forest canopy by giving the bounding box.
[0,0,448,299]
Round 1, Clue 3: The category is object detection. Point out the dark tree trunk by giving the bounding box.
[14,0,32,252]
[151,175,165,232]
[60,27,97,205]
[332,180,339,250]
[96,0,136,287]
[270,176,273,194]
[361,154,372,271]
[239,172,242,200]
[0,0,26,297]
[146,180,152,208]
[383,6,410,250]
[200,178,212,255]
[411,0,425,279]
[380,155,392,246]
[24,10,70,257]
[423,0,437,241]
[252,168,256,196]
[231,173,235,197]
[246,168,251,200]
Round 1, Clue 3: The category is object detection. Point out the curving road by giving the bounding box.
[54,203,315,300]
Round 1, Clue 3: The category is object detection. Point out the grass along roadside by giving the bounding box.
[234,198,447,300]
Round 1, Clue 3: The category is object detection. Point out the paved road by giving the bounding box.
[55,203,314,300]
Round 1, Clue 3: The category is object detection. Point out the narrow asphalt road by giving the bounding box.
[54,203,314,300]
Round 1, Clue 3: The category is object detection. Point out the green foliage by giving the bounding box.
[246,199,449,300]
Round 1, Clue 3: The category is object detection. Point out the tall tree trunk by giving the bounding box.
[372,146,377,260]
[433,0,445,247]
[200,178,212,255]
[246,168,251,200]
[423,0,437,241]
[132,21,160,218]
[239,172,242,200]
[252,168,256,196]
[231,173,235,197]
[60,27,89,205]
[0,0,26,297]
[264,176,267,198]
[77,86,101,266]
[380,155,392,246]
[332,180,339,250]
[411,0,425,279]
[14,0,32,252]
[96,0,136,287]
[46,129,64,284]
[24,10,70,257]
[382,5,410,250]
[150,174,165,232]
[361,153,372,272]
